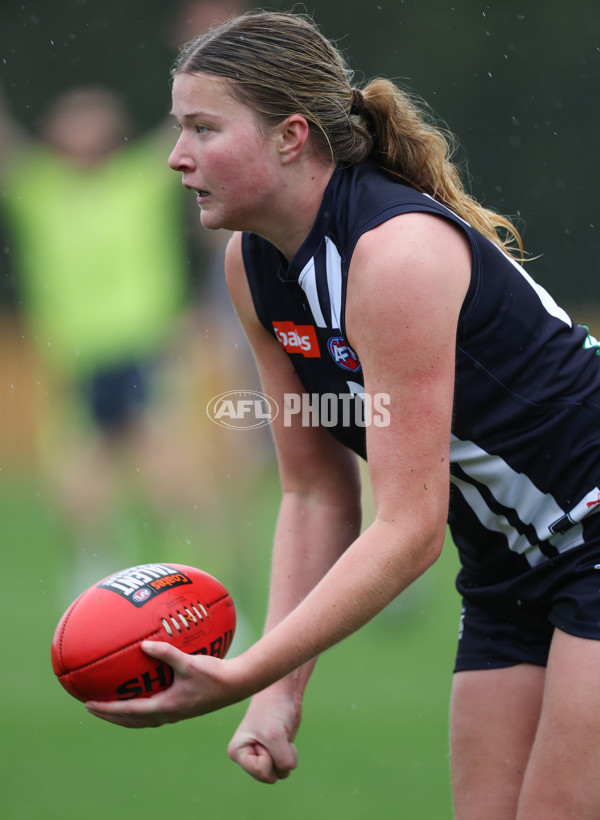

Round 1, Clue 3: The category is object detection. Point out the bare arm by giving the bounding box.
[223,212,471,687]
[87,231,364,748]
[223,233,363,780]
[86,212,471,769]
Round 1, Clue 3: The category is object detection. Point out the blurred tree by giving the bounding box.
[313,0,600,304]
[0,0,174,130]
[0,0,598,304]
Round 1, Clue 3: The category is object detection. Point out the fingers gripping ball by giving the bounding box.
[51,563,236,702]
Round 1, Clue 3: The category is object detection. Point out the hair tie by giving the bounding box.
[350,87,365,117]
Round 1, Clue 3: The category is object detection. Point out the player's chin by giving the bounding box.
[199,206,239,233]
[198,206,223,230]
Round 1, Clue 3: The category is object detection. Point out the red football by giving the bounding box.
[51,563,236,703]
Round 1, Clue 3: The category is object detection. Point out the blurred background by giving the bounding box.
[0,1,598,818]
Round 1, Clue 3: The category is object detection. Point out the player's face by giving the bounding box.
[169,72,281,233]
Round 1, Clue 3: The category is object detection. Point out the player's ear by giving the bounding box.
[277,114,309,164]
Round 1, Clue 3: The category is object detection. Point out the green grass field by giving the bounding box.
[1,469,460,820]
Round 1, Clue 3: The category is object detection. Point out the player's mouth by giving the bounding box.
[196,189,210,205]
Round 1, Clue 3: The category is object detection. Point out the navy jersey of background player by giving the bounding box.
[242,159,600,579]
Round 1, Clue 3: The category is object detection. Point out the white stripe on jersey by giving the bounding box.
[298,258,326,328]
[451,435,566,536]
[450,434,585,565]
[492,244,573,327]
[450,472,546,567]
[425,191,573,327]
[298,241,343,331]
[325,237,343,330]
[549,520,586,553]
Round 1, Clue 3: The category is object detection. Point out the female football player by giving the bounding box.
[88,11,600,818]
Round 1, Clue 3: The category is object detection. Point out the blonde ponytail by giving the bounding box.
[359,78,524,259]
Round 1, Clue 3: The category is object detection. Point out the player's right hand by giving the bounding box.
[227,686,302,783]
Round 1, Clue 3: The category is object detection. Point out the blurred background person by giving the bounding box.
[0,0,274,624]
[0,83,193,595]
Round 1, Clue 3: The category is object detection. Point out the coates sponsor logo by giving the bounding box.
[273,321,320,358]
[98,564,192,607]
[207,390,279,429]
[328,337,361,372]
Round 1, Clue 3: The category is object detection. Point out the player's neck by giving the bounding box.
[260,160,335,262]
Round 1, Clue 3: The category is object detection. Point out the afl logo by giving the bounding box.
[206,390,279,429]
[328,337,361,372]
[132,588,152,604]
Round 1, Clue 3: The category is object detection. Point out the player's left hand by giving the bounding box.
[227,685,302,783]
[85,640,246,728]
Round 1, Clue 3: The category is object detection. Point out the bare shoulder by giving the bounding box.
[223,231,259,329]
[350,210,472,277]
[346,211,471,346]
[345,213,471,531]
[224,231,245,292]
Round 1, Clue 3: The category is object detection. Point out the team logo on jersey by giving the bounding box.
[273,321,320,358]
[327,336,361,372]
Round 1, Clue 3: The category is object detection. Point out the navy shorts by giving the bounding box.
[454,536,600,672]
[81,362,149,432]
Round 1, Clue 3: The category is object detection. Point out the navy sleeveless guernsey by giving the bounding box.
[242,160,600,582]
